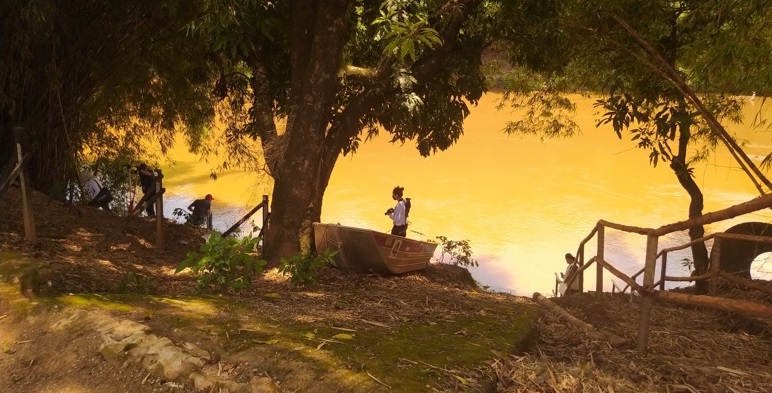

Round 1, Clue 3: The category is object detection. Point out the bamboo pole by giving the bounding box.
[663,273,710,282]
[636,234,658,352]
[154,169,164,252]
[598,219,652,235]
[14,127,37,244]
[715,232,772,243]
[623,267,645,293]
[659,253,668,291]
[533,293,631,347]
[595,259,643,293]
[222,199,266,237]
[653,193,772,236]
[596,225,605,294]
[653,291,772,319]
[718,271,772,297]
[657,234,715,256]
[0,153,29,195]
[577,242,585,293]
[708,238,721,295]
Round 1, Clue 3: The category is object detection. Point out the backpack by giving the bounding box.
[404,198,411,218]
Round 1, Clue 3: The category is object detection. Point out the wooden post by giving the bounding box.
[154,169,164,252]
[708,238,721,295]
[636,234,658,352]
[596,225,605,294]
[13,127,37,244]
[577,242,585,293]
[659,253,668,291]
[206,211,213,230]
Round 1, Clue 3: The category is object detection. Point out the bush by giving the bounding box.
[278,250,337,287]
[175,232,266,293]
[434,236,478,267]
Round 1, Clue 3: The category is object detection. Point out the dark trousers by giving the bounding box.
[88,191,111,211]
[391,224,407,237]
[142,189,156,217]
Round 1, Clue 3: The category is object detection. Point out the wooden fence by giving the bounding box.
[1,127,37,244]
[558,193,772,352]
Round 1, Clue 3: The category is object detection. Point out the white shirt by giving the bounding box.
[564,262,580,290]
[85,178,101,199]
[390,199,407,226]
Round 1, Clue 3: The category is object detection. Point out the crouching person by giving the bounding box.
[187,194,213,227]
[82,171,113,211]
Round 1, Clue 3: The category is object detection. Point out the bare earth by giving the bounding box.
[1,186,771,393]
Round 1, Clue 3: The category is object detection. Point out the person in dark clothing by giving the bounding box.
[187,194,213,227]
[133,163,156,217]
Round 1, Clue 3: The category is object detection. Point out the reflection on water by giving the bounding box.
[156,94,772,295]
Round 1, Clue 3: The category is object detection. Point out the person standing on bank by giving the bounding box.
[187,194,214,227]
[133,163,156,217]
[385,186,409,237]
[561,253,581,296]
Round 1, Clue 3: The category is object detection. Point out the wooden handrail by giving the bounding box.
[0,153,30,195]
[596,258,644,292]
[663,273,710,282]
[223,200,266,237]
[653,193,772,236]
[598,219,652,235]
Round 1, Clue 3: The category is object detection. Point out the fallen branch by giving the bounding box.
[330,326,357,332]
[366,370,391,389]
[652,291,772,319]
[361,319,391,328]
[533,292,631,348]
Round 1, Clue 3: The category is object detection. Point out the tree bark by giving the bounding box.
[670,120,710,294]
[263,0,354,263]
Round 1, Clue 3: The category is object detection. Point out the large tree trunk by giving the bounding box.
[262,0,353,263]
[671,121,710,294]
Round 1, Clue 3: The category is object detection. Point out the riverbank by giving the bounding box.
[0,186,538,392]
[2,186,771,392]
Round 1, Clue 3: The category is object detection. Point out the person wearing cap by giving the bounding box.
[187,194,214,227]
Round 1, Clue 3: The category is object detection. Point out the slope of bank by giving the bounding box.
[2,186,772,392]
[0,186,538,392]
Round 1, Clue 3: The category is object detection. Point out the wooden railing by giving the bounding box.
[222,195,270,241]
[558,193,772,352]
[1,127,37,243]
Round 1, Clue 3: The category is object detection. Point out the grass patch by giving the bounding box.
[58,294,134,313]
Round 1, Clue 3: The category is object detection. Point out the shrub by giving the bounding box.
[278,250,337,286]
[434,236,478,267]
[175,232,266,293]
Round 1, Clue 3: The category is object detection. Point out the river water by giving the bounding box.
[157,94,772,295]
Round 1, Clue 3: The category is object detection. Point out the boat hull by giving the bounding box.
[312,223,438,274]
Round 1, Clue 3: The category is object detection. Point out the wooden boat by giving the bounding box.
[312,223,438,274]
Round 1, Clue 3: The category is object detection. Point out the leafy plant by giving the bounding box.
[434,236,478,267]
[117,267,144,294]
[175,232,266,293]
[278,250,337,287]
